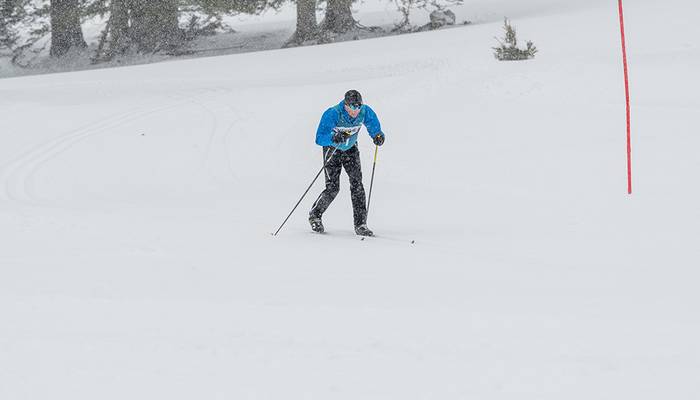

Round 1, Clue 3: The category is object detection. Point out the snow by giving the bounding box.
[2,0,700,398]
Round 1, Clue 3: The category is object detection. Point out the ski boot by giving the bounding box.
[354,224,374,237]
[309,216,325,233]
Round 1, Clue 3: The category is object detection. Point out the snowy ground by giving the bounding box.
[2,0,700,398]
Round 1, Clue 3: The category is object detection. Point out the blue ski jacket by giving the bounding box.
[315,101,384,151]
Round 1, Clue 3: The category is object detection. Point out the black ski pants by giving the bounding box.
[309,145,367,227]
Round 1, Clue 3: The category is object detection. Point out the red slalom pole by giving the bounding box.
[618,0,632,194]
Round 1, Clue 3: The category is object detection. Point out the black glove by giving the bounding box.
[373,133,385,146]
[332,130,346,144]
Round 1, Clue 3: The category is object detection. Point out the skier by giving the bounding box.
[309,90,385,236]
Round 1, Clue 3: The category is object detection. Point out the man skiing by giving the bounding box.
[309,90,385,237]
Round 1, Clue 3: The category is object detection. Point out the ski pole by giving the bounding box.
[273,147,339,236]
[366,145,378,218]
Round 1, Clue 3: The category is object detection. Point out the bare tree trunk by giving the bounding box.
[50,0,87,57]
[290,0,317,44]
[322,0,356,34]
[109,0,131,55]
[129,0,180,52]
[98,0,180,59]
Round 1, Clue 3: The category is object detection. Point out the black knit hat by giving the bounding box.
[344,90,363,107]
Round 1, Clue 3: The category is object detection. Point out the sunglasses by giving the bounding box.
[346,103,362,111]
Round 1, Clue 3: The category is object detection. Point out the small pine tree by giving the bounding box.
[493,18,537,61]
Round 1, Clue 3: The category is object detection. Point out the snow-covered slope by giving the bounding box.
[2,0,699,398]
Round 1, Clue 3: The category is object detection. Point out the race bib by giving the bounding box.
[333,126,361,137]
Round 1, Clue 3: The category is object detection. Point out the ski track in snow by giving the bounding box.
[0,87,232,205]
[192,88,244,183]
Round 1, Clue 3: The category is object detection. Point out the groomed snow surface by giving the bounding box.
[1,0,699,398]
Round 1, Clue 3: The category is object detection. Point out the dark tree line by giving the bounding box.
[2,0,359,60]
[95,0,277,60]
[95,0,182,60]
[2,0,457,63]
